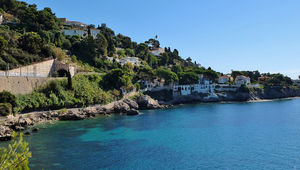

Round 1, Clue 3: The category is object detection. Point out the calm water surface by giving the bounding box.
[8,99,300,169]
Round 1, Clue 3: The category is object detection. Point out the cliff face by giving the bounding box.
[223,86,300,101]
[148,86,300,104]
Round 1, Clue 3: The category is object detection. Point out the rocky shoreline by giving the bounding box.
[1,87,299,141]
[0,95,167,141]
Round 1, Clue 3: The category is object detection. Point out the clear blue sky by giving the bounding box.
[24,0,300,78]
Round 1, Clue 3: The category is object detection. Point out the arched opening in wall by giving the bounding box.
[53,69,69,77]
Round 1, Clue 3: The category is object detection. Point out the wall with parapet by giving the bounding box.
[0,59,55,77]
[0,77,58,94]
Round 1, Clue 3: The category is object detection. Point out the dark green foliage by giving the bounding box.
[0,0,61,32]
[160,53,169,66]
[115,34,132,49]
[62,39,71,50]
[101,69,132,90]
[18,32,43,54]
[145,38,160,49]
[178,72,200,85]
[99,26,115,56]
[156,68,178,85]
[125,48,134,57]
[0,90,16,107]
[263,73,293,87]
[171,65,183,74]
[0,35,8,53]
[136,43,149,59]
[95,33,108,56]
[238,84,250,93]
[231,70,261,82]
[134,66,156,82]
[0,103,12,116]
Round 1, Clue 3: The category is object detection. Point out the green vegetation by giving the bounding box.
[0,103,12,116]
[14,74,113,113]
[0,132,31,169]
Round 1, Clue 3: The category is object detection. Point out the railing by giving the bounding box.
[0,72,47,77]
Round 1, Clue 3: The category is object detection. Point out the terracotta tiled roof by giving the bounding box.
[219,75,229,79]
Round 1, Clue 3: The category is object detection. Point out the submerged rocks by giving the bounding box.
[126,109,140,116]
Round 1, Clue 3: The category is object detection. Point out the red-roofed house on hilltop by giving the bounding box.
[258,76,270,83]
[60,18,87,27]
[235,75,250,86]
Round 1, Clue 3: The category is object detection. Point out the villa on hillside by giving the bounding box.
[60,18,87,27]
[150,48,165,56]
[218,75,230,84]
[139,79,166,91]
[235,75,250,86]
[107,57,141,66]
[63,28,100,38]
[173,74,215,96]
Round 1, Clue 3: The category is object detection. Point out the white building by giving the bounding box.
[60,18,87,27]
[63,28,100,38]
[63,29,86,37]
[150,48,165,56]
[119,57,141,66]
[218,75,230,84]
[107,57,141,66]
[173,75,215,96]
[235,75,250,86]
[90,29,101,38]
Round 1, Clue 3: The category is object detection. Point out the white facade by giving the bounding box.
[63,29,100,38]
[119,57,141,66]
[235,75,251,86]
[63,29,86,37]
[90,29,101,38]
[108,57,141,66]
[150,48,165,56]
[173,75,215,96]
[218,76,229,84]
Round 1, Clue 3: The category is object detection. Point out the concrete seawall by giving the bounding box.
[0,76,58,94]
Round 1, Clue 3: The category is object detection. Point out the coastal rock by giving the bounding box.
[18,117,34,127]
[136,95,165,110]
[126,109,140,116]
[32,128,39,132]
[14,126,25,131]
[24,131,31,135]
[0,125,13,141]
[59,110,86,121]
[123,99,139,110]
[113,101,130,113]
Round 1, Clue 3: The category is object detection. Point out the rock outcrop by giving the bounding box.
[136,95,166,110]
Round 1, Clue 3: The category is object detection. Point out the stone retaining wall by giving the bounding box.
[0,76,58,94]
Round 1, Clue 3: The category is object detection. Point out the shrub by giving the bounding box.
[0,90,16,107]
[0,103,12,116]
[238,84,250,93]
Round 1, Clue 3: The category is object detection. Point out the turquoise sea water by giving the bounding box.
[5,99,300,169]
